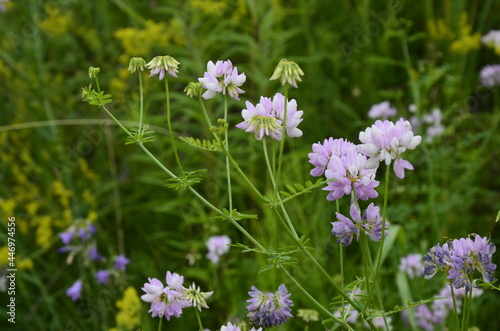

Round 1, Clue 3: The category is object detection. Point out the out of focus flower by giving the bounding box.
[246,284,293,328]
[87,244,103,261]
[66,280,83,301]
[206,235,231,264]
[141,271,192,320]
[198,60,246,100]
[128,57,146,73]
[236,93,303,141]
[270,59,305,88]
[146,55,180,80]
[368,101,397,120]
[423,234,496,292]
[482,30,500,55]
[184,82,204,98]
[308,138,357,177]
[480,64,500,87]
[399,253,424,279]
[114,254,130,271]
[332,202,388,246]
[297,309,319,323]
[323,150,379,201]
[358,119,422,179]
[95,270,110,284]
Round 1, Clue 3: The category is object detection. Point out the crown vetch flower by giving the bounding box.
[66,280,83,301]
[323,150,379,201]
[308,138,357,177]
[270,59,304,88]
[479,64,500,87]
[146,55,180,80]
[128,57,146,73]
[358,119,422,179]
[399,253,424,279]
[332,202,388,246]
[183,282,213,311]
[140,272,192,320]
[423,235,496,292]
[246,284,293,328]
[198,60,246,100]
[368,101,397,120]
[206,235,231,264]
[235,93,303,141]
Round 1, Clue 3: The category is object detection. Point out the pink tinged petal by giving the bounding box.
[159,68,165,80]
[349,203,361,222]
[394,158,413,179]
[408,135,422,149]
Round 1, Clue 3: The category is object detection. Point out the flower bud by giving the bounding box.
[270,59,304,88]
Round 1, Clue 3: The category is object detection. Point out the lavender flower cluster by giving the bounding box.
[246,284,293,328]
[423,234,496,292]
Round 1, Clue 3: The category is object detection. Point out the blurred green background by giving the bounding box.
[1,0,499,330]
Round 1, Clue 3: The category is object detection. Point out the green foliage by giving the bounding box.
[179,136,223,151]
[164,169,208,190]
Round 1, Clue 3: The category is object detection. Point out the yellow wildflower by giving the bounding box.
[427,18,454,41]
[0,198,16,219]
[114,287,141,330]
[190,0,227,16]
[0,246,8,265]
[35,215,53,248]
[25,201,41,217]
[450,13,481,54]
[17,257,34,270]
[37,4,72,37]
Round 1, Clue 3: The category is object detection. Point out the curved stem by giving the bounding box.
[195,309,204,331]
[280,267,354,330]
[165,78,183,173]
[223,94,233,211]
[138,71,144,135]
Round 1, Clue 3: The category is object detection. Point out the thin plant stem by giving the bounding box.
[195,309,204,331]
[158,317,163,331]
[280,267,355,330]
[275,85,289,193]
[223,94,233,211]
[138,71,144,135]
[262,139,279,248]
[198,97,264,200]
[165,78,184,173]
[450,284,461,330]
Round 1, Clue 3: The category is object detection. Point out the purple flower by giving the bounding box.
[59,229,75,245]
[95,270,110,284]
[235,93,303,141]
[480,64,500,87]
[141,271,192,320]
[423,235,496,292]
[77,220,96,241]
[399,253,424,279]
[323,150,379,201]
[368,101,397,120]
[482,30,500,54]
[198,60,246,100]
[87,244,103,261]
[220,323,241,331]
[331,202,388,246]
[66,280,83,301]
[308,138,357,177]
[358,119,422,179]
[246,284,293,328]
[206,235,231,264]
[114,254,130,271]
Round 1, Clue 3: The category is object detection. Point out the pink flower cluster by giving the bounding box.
[198,60,246,100]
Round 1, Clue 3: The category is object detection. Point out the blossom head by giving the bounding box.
[146,55,180,80]
[66,280,83,301]
[236,93,303,141]
[88,67,100,79]
[323,150,379,201]
[479,64,500,88]
[246,284,293,328]
[182,282,213,311]
[368,101,397,120]
[184,82,204,98]
[206,235,231,264]
[140,271,192,320]
[308,138,357,177]
[114,254,130,271]
[423,235,496,292]
[270,59,304,88]
[198,60,246,100]
[399,253,424,279]
[128,57,146,73]
[358,119,422,178]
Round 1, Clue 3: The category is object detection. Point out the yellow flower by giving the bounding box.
[25,201,41,217]
[37,4,72,37]
[190,0,227,16]
[0,246,8,265]
[450,13,481,54]
[427,18,454,41]
[17,257,34,270]
[0,198,16,219]
[35,215,53,248]
[114,287,141,330]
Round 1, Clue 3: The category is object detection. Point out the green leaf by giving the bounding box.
[164,169,207,190]
[179,137,223,151]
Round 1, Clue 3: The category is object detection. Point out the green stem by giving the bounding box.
[198,97,264,200]
[275,85,289,193]
[280,267,354,330]
[223,94,233,211]
[450,284,461,331]
[195,309,204,331]
[158,317,163,331]
[165,78,183,173]
[138,71,144,136]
